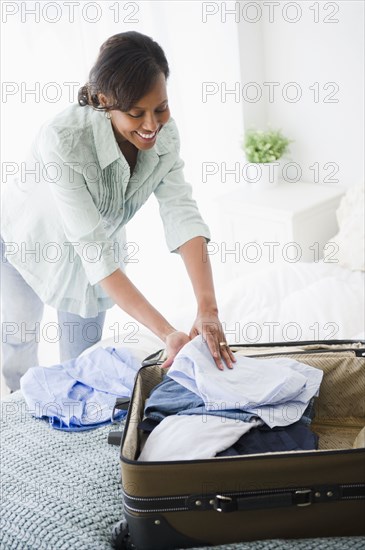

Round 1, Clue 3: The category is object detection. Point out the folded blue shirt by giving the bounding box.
[20,347,142,431]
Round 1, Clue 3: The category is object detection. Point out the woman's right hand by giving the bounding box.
[160,331,191,369]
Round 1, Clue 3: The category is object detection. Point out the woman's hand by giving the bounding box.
[189,310,236,371]
[160,331,191,369]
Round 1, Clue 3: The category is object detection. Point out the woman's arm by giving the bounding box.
[99,268,175,341]
[178,236,236,370]
[99,268,190,367]
[178,236,218,313]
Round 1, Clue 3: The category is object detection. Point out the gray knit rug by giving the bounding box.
[1,391,364,550]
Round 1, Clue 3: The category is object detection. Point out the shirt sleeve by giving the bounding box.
[153,125,211,253]
[37,125,119,286]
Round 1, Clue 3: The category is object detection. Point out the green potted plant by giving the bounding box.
[243,128,291,189]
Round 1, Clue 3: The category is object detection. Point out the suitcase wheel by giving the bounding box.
[111,518,134,549]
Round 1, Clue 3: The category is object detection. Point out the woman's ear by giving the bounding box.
[98,93,108,107]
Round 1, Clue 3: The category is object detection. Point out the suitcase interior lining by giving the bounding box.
[122,349,365,461]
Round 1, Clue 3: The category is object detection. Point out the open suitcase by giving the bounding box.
[112,340,365,550]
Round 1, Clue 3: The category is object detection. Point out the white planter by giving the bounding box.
[245,161,281,190]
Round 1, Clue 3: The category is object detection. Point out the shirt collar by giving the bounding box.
[91,109,120,170]
[91,109,171,170]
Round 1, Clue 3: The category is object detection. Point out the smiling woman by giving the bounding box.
[79,32,171,155]
[1,30,236,393]
[99,72,170,173]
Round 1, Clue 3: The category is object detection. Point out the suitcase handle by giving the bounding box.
[214,488,312,512]
[212,483,365,513]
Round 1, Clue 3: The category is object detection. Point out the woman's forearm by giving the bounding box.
[99,269,176,342]
[178,237,236,369]
[178,236,218,313]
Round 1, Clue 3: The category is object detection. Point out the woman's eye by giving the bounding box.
[128,105,168,118]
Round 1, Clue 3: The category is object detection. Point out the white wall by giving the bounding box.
[237,0,364,187]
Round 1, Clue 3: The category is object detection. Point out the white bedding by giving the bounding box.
[214,261,365,343]
[85,261,365,359]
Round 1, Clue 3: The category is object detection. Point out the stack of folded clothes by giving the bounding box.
[138,336,323,461]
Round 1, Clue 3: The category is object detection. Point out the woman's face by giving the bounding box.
[100,72,170,151]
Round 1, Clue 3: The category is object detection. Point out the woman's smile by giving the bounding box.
[135,128,160,143]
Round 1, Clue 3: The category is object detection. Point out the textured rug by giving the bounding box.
[1,391,364,550]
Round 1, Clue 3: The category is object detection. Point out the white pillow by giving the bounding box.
[324,185,365,271]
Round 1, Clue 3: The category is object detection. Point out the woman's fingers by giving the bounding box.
[220,344,235,369]
[204,331,234,371]
[160,357,173,369]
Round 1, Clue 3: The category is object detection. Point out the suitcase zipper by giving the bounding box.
[243,348,365,358]
[142,341,365,367]
[123,483,365,514]
[123,491,189,513]
[145,347,365,366]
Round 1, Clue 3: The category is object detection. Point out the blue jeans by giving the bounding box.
[1,237,106,392]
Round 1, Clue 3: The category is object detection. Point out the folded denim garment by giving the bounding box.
[144,376,257,424]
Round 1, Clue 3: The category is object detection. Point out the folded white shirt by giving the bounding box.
[138,415,263,461]
[167,336,323,428]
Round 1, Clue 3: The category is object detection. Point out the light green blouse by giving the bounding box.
[1,104,211,317]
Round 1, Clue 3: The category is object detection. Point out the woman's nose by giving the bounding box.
[142,113,159,132]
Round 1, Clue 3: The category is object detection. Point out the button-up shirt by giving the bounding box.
[1,104,210,317]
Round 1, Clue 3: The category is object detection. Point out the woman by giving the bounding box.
[1,31,235,392]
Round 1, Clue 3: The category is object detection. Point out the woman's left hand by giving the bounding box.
[189,310,236,371]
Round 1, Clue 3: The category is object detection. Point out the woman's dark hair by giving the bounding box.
[78,31,169,112]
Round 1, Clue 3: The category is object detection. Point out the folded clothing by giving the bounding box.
[167,336,323,428]
[144,376,257,424]
[139,379,318,460]
[143,376,316,428]
[216,421,319,457]
[20,347,142,431]
[138,415,263,461]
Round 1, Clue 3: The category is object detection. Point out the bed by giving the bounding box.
[1,188,364,549]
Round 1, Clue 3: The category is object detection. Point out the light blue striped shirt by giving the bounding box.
[1,104,210,317]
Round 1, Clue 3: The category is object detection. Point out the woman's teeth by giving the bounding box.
[136,130,157,140]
